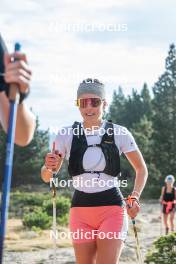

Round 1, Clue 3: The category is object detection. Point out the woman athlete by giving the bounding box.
[41,78,148,264]
[160,175,176,235]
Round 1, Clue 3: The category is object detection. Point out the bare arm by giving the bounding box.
[0,51,36,145]
[124,149,148,218]
[125,149,148,198]
[0,92,36,146]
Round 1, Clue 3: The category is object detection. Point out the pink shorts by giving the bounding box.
[69,205,128,244]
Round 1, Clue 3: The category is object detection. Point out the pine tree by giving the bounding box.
[11,117,50,185]
[131,116,161,197]
[0,117,49,186]
[106,86,126,125]
[152,44,176,176]
[107,84,152,129]
[131,115,153,160]
[141,83,153,120]
[125,89,144,128]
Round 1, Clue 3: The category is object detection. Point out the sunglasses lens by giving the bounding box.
[91,98,101,107]
[80,99,87,108]
[76,99,87,108]
[76,98,102,108]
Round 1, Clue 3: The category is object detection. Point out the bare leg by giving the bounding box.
[163,213,169,234]
[170,211,175,231]
[96,238,124,264]
[73,241,97,264]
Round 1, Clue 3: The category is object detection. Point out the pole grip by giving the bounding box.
[9,43,21,102]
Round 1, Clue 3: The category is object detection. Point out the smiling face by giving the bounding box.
[77,93,107,125]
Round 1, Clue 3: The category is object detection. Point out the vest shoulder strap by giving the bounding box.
[104,120,113,130]
[72,121,80,129]
[72,121,87,144]
[101,120,114,143]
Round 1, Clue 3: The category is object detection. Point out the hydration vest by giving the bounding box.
[68,121,120,177]
[163,186,175,202]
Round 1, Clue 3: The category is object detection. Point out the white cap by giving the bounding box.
[165,175,175,183]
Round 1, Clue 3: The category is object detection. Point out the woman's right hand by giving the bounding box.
[44,151,62,171]
[41,151,63,183]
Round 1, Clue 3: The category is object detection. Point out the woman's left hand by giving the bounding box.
[126,199,140,219]
[4,52,32,94]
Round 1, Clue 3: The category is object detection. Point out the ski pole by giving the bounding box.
[125,195,143,264]
[0,42,21,264]
[51,141,57,264]
[131,218,143,264]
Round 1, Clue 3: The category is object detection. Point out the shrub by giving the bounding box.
[23,207,52,229]
[11,192,49,207]
[57,213,69,226]
[145,232,176,264]
[42,196,71,218]
[13,192,71,229]
[10,192,51,217]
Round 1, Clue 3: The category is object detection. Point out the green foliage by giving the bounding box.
[141,163,161,199]
[131,115,153,160]
[57,213,69,226]
[43,196,71,218]
[11,191,48,206]
[23,207,52,229]
[141,83,153,120]
[125,89,146,128]
[9,191,50,217]
[107,84,152,129]
[145,233,176,264]
[130,116,161,198]
[107,43,176,198]
[9,192,71,229]
[31,226,42,232]
[106,87,126,125]
[152,43,176,176]
[0,116,50,186]
[12,117,49,185]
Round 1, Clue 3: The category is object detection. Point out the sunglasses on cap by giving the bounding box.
[167,177,173,181]
[75,98,104,108]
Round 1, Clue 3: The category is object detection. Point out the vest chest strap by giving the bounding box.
[84,171,102,174]
[88,144,101,148]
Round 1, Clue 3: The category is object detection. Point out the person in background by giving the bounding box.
[160,175,176,234]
